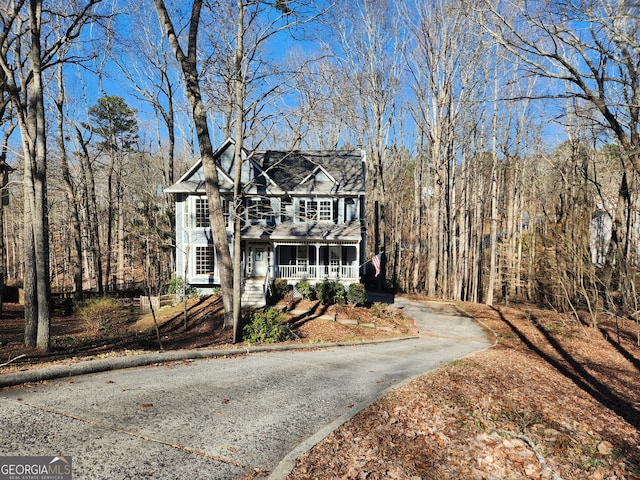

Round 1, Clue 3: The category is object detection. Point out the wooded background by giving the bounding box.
[1,0,638,350]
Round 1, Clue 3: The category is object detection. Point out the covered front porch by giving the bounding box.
[273,242,361,284]
[242,220,365,285]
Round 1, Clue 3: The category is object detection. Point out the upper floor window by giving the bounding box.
[193,197,231,228]
[222,197,231,227]
[298,199,317,222]
[247,197,273,225]
[281,196,293,223]
[195,198,210,227]
[298,198,335,223]
[318,200,332,222]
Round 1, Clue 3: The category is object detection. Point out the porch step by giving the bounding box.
[242,278,266,307]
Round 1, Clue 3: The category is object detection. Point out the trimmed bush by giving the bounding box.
[334,282,346,304]
[242,308,290,344]
[295,280,315,300]
[273,278,289,300]
[317,280,346,305]
[347,283,368,306]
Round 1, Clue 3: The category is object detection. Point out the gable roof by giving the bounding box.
[164,140,365,195]
[164,138,236,194]
[256,150,364,194]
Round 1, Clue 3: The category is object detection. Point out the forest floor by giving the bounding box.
[0,294,413,373]
[0,295,639,479]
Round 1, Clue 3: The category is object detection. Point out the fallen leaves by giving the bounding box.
[287,302,640,480]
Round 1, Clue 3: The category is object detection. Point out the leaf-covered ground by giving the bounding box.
[287,302,640,480]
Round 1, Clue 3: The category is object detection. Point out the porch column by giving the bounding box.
[273,243,279,279]
[315,243,321,281]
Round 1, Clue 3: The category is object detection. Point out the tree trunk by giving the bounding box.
[117,178,125,289]
[486,68,499,306]
[56,66,83,299]
[31,5,51,352]
[106,156,115,292]
[153,0,235,335]
[75,126,103,294]
[231,0,245,343]
[22,160,37,347]
[0,132,12,315]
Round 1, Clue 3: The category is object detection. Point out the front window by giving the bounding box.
[195,246,215,275]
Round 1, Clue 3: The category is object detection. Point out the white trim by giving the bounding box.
[299,165,337,187]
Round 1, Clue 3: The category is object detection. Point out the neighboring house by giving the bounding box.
[164,138,367,305]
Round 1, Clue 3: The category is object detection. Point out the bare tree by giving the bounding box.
[0,107,16,315]
[153,0,236,335]
[327,0,405,282]
[0,0,104,350]
[403,0,489,299]
[111,4,184,276]
[52,61,83,299]
[478,0,640,306]
[74,124,103,293]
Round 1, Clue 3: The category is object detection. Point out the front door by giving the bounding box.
[248,243,270,277]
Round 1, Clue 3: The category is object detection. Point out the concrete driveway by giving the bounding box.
[0,297,492,479]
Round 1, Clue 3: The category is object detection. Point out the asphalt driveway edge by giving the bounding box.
[0,336,418,389]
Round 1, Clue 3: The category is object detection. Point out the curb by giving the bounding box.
[0,336,418,389]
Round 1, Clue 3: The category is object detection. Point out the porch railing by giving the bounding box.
[275,265,359,281]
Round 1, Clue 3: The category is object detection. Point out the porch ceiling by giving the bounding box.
[240,221,362,242]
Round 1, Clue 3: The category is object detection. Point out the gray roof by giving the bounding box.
[164,140,365,195]
[255,150,365,193]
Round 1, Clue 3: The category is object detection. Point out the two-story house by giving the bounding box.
[164,138,367,305]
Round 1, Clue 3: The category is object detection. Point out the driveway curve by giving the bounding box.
[0,297,492,479]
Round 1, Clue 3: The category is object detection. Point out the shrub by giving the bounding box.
[295,280,315,300]
[347,283,368,306]
[167,276,202,299]
[317,280,346,305]
[242,308,290,344]
[166,276,184,295]
[75,297,122,331]
[273,279,289,300]
[334,282,346,304]
[370,302,388,318]
[316,280,333,305]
